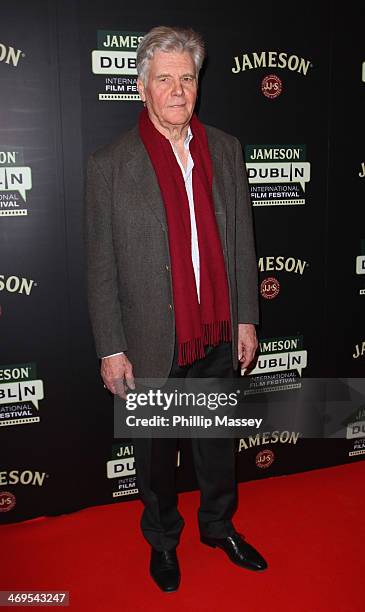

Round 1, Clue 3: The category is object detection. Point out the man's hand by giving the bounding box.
[238,323,258,371]
[101,354,135,399]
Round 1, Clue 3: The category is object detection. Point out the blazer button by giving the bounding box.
[165,264,169,271]
[168,303,173,310]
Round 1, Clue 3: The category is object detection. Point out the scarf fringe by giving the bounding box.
[203,319,231,346]
[178,320,232,366]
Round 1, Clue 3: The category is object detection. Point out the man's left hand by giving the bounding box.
[238,323,258,369]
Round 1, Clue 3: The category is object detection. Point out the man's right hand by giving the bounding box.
[101,354,135,399]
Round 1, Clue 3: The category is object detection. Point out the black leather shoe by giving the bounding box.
[149,548,180,592]
[201,533,268,571]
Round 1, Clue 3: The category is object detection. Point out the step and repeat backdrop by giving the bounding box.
[1,1,364,522]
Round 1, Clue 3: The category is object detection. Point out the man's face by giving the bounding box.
[138,50,198,132]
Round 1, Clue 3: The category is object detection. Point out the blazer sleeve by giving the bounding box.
[233,137,260,325]
[84,153,128,358]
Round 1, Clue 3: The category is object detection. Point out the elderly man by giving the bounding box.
[85,26,267,592]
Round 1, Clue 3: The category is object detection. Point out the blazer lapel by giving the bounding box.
[126,133,168,231]
[207,130,228,252]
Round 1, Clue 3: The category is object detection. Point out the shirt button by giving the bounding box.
[165,264,169,271]
[168,303,173,310]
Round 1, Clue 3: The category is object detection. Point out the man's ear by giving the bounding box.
[137,78,145,102]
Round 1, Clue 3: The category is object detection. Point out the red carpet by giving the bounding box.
[1,461,364,611]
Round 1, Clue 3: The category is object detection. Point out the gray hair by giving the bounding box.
[136,26,205,86]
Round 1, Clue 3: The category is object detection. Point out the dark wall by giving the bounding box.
[1,1,364,523]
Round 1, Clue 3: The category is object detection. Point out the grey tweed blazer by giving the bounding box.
[85,124,259,380]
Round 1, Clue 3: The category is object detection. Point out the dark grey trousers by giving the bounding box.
[132,341,238,551]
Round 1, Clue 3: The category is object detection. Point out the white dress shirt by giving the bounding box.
[170,126,200,302]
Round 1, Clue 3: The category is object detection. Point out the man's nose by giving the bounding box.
[171,79,183,95]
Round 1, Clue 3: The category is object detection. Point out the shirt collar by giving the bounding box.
[184,126,193,150]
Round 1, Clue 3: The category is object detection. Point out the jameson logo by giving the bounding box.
[98,32,143,49]
[232,51,312,75]
[0,469,48,487]
[258,256,307,275]
[0,42,24,68]
[108,443,138,498]
[238,430,301,451]
[0,148,32,216]
[353,341,365,360]
[0,273,37,296]
[244,336,307,395]
[0,363,44,427]
[245,145,310,206]
[258,256,308,300]
[91,30,144,101]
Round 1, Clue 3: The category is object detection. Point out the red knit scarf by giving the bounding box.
[139,108,231,366]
